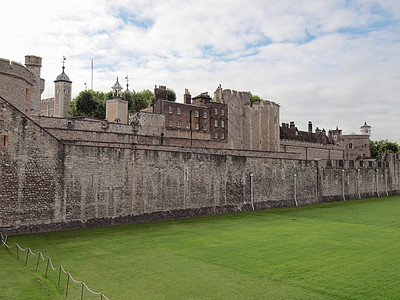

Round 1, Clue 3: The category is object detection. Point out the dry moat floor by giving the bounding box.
[1,195,400,299]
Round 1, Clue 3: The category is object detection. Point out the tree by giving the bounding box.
[140,89,154,106]
[249,92,262,105]
[167,88,176,101]
[370,139,399,158]
[69,88,152,118]
[132,93,149,112]
[121,91,134,112]
[75,90,98,117]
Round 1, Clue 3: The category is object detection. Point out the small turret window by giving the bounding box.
[1,134,8,149]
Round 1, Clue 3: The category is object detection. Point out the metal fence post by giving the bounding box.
[35,254,40,271]
[25,250,29,266]
[385,169,389,196]
[81,283,84,300]
[249,172,255,211]
[66,274,70,297]
[342,169,346,201]
[45,258,50,278]
[294,174,298,207]
[357,169,361,199]
[376,169,380,197]
[58,267,62,286]
[16,246,19,259]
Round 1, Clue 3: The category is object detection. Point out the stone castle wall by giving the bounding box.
[281,139,345,160]
[222,89,280,152]
[0,59,35,117]
[0,57,43,118]
[1,96,399,235]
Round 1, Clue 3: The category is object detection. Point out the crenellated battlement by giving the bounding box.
[0,58,36,84]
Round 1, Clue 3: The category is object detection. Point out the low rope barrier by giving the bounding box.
[0,233,109,300]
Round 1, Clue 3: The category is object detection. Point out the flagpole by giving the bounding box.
[91,59,93,90]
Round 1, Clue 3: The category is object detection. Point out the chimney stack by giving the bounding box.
[184,88,191,104]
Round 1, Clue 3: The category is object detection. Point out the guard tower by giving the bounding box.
[54,57,72,117]
[106,77,128,123]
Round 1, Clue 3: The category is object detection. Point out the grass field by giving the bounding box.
[1,195,400,299]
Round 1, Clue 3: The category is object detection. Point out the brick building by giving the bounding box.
[152,86,228,143]
[280,121,371,160]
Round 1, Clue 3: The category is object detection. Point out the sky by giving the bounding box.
[2,0,400,141]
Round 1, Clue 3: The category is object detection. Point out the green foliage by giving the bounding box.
[121,90,151,113]
[74,90,97,117]
[370,139,399,158]
[69,89,153,118]
[4,196,400,299]
[140,89,155,106]
[131,92,149,112]
[167,88,176,101]
[249,92,262,105]
[69,90,106,119]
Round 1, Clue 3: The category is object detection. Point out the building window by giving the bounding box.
[364,144,367,149]
[214,132,218,139]
[168,106,173,114]
[168,119,173,127]
[214,119,218,128]
[1,134,8,149]
[186,122,190,129]
[203,111,207,118]
[349,143,353,149]
[195,123,199,130]
[221,132,225,140]
[221,109,224,116]
[203,124,207,131]
[177,107,181,115]
[221,120,225,128]
[25,88,30,103]
[177,120,181,128]
[195,110,199,118]
[214,108,218,116]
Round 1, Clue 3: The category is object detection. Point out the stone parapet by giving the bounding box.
[0,58,36,84]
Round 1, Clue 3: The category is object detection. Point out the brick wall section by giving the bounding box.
[1,96,399,235]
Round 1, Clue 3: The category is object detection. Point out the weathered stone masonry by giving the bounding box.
[1,96,399,235]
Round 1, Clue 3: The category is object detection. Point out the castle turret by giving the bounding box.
[106,77,128,123]
[360,122,371,137]
[25,55,44,118]
[54,57,72,117]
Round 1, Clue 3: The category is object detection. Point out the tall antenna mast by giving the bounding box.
[91,59,94,90]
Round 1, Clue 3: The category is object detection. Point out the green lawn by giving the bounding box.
[1,195,400,299]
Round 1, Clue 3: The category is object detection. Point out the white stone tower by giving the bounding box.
[54,57,72,117]
[360,122,371,137]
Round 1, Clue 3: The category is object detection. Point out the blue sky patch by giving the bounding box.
[116,9,154,29]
